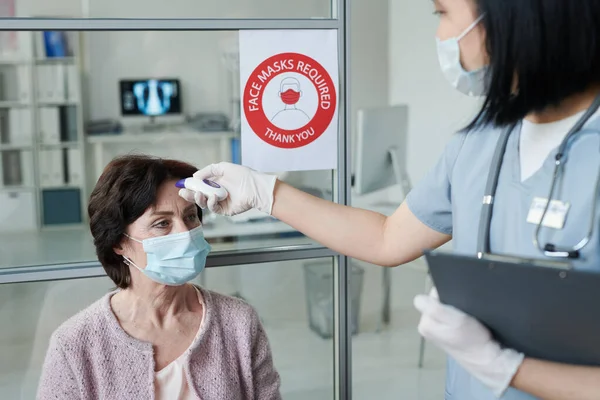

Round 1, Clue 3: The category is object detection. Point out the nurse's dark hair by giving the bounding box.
[88,155,202,289]
[466,0,600,130]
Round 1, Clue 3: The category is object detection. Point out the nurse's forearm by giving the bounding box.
[511,358,600,399]
[271,181,450,266]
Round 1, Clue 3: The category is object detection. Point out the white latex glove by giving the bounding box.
[414,288,524,398]
[178,162,277,216]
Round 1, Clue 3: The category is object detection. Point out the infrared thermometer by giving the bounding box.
[176,178,228,201]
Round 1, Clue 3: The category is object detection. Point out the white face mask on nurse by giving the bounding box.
[433,0,489,96]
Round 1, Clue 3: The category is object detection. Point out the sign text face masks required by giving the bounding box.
[239,30,339,172]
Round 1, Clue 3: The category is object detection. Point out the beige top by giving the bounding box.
[154,286,205,400]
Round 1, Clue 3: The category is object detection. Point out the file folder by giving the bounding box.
[40,106,60,144]
[425,249,600,367]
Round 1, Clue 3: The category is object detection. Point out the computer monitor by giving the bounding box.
[354,105,411,196]
[120,78,182,119]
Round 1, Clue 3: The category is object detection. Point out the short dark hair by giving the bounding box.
[88,155,202,289]
[467,0,600,130]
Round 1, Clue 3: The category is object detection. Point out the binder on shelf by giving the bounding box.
[40,106,60,144]
[66,147,82,186]
[17,32,33,62]
[66,65,78,101]
[59,105,78,142]
[0,69,5,101]
[38,149,64,187]
[35,65,51,101]
[42,188,82,225]
[51,64,66,102]
[0,109,8,144]
[17,65,31,103]
[17,109,33,146]
[6,109,33,146]
[36,64,66,102]
[2,150,22,186]
[43,31,68,58]
[20,150,33,187]
[34,32,46,59]
[8,108,19,143]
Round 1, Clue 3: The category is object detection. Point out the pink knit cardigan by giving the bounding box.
[37,286,282,400]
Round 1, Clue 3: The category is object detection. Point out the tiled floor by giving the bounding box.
[0,257,445,399]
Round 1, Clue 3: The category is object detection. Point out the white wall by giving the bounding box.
[348,0,389,175]
[16,0,82,17]
[83,0,330,122]
[388,0,480,184]
[89,0,330,18]
[294,0,390,190]
[85,30,231,121]
[18,0,389,192]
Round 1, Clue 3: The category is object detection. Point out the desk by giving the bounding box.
[87,126,237,181]
[0,214,297,270]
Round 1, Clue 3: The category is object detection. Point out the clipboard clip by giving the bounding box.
[478,253,573,270]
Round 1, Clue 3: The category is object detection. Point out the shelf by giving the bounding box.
[0,101,30,108]
[0,186,35,192]
[38,141,80,149]
[0,144,34,151]
[41,185,82,191]
[37,100,78,106]
[0,59,29,66]
[86,130,237,144]
[35,57,76,64]
[40,222,86,231]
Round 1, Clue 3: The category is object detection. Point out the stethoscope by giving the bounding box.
[477,93,600,260]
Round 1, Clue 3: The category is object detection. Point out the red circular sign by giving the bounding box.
[243,52,337,149]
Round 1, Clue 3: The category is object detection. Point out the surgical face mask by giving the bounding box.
[436,15,488,97]
[280,89,301,105]
[123,226,211,286]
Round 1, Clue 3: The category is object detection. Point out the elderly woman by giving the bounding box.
[37,155,281,400]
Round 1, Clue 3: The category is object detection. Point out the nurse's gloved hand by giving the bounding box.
[178,162,277,216]
[414,289,524,398]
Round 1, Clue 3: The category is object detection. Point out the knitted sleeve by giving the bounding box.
[36,335,81,400]
[250,309,282,400]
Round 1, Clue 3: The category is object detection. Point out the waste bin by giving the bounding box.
[303,260,364,338]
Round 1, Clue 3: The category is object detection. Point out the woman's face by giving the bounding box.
[119,179,201,270]
[434,0,488,71]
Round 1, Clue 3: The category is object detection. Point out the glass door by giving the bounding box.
[0,1,352,398]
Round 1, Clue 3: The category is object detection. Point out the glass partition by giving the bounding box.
[0,3,351,399]
[0,258,335,398]
[10,0,333,19]
[347,0,480,397]
[0,29,335,268]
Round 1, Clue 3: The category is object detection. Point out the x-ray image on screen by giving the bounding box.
[120,79,182,116]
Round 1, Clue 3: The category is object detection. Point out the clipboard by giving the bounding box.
[424,249,600,366]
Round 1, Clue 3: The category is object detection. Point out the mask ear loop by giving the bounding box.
[123,255,145,273]
[457,14,485,41]
[123,233,143,243]
[122,233,144,271]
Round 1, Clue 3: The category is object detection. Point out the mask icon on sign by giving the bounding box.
[271,76,311,130]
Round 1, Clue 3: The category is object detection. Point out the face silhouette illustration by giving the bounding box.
[279,77,302,105]
[270,76,311,130]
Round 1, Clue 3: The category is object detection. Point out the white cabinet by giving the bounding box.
[0,190,36,232]
[0,31,86,231]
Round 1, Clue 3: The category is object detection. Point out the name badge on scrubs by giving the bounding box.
[526,197,570,229]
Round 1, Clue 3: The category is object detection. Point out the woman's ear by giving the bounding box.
[113,237,125,256]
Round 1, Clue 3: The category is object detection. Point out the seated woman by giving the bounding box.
[37,155,281,400]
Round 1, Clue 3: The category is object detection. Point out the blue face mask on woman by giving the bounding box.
[123,226,211,286]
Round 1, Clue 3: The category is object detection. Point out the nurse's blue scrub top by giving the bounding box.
[406,117,600,400]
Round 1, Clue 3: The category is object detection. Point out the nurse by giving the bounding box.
[179,0,600,398]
